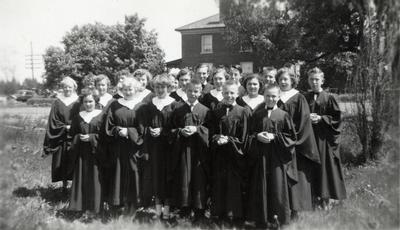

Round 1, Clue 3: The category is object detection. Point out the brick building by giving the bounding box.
[168,11,258,73]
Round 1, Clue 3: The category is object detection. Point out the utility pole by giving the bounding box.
[25,42,42,80]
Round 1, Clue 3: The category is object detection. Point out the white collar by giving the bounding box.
[136,88,152,101]
[79,109,102,124]
[210,89,223,101]
[280,88,299,103]
[99,93,113,107]
[58,94,78,106]
[152,96,175,111]
[176,88,187,101]
[118,97,141,110]
[242,95,264,110]
[185,100,199,107]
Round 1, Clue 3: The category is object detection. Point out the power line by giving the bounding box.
[25,42,43,80]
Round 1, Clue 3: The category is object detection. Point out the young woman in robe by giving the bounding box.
[246,84,297,226]
[105,77,145,215]
[43,77,80,190]
[68,89,104,214]
[200,68,229,110]
[209,80,250,224]
[169,68,193,102]
[133,69,154,103]
[140,74,178,219]
[276,68,320,217]
[304,67,346,208]
[236,74,265,114]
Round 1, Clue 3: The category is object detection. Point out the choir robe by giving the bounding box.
[140,98,178,205]
[170,89,187,102]
[169,101,210,209]
[105,100,145,206]
[246,106,297,225]
[68,110,103,213]
[304,91,346,200]
[209,103,250,218]
[277,92,320,211]
[236,95,264,114]
[43,97,80,182]
[200,90,223,110]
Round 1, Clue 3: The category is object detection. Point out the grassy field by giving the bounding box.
[0,105,398,230]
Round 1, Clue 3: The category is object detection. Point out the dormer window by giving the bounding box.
[201,35,213,54]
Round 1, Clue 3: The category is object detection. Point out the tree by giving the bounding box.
[43,14,165,89]
[221,0,362,91]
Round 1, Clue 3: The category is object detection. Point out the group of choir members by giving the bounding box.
[43,64,346,227]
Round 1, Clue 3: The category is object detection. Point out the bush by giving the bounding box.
[26,97,56,107]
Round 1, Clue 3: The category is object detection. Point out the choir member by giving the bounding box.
[246,83,297,226]
[95,74,114,110]
[105,77,145,215]
[196,64,214,96]
[68,89,103,214]
[169,78,210,221]
[200,68,229,110]
[276,67,320,216]
[133,68,154,103]
[229,65,246,96]
[43,76,80,190]
[169,68,193,102]
[141,74,178,219]
[305,67,346,208]
[209,80,250,224]
[261,66,277,86]
[236,74,265,113]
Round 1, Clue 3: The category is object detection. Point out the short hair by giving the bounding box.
[177,68,193,80]
[186,78,203,89]
[276,67,299,88]
[82,74,95,87]
[223,80,240,91]
[263,82,280,94]
[231,64,242,74]
[197,64,210,74]
[60,76,77,90]
[152,73,172,88]
[80,88,100,103]
[262,66,277,77]
[242,73,264,94]
[307,67,325,80]
[121,77,141,92]
[213,68,230,80]
[94,74,111,87]
[133,69,153,83]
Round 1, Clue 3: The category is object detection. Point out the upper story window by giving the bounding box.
[201,35,213,54]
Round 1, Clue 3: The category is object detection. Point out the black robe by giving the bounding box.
[209,103,250,218]
[246,107,297,225]
[304,91,346,200]
[236,96,264,114]
[170,90,185,102]
[105,100,145,206]
[43,98,80,182]
[140,99,179,205]
[200,92,222,110]
[68,111,103,213]
[169,101,210,209]
[277,93,320,211]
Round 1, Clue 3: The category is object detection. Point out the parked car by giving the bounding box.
[10,90,36,102]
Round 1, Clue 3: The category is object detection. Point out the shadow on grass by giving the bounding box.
[12,185,69,205]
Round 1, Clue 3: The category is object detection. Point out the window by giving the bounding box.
[239,45,253,53]
[201,35,213,54]
[240,62,254,73]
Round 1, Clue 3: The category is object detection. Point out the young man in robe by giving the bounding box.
[246,83,297,227]
[304,67,346,209]
[209,80,250,225]
[169,78,210,223]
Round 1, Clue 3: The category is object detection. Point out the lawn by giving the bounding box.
[0,105,398,230]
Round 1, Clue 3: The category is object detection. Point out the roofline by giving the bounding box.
[176,27,225,35]
[175,13,225,31]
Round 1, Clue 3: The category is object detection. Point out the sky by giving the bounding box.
[0,0,219,82]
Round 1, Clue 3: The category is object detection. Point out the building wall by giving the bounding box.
[180,31,259,71]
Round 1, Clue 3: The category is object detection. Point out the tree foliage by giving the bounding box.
[43,14,165,89]
[222,0,362,90]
